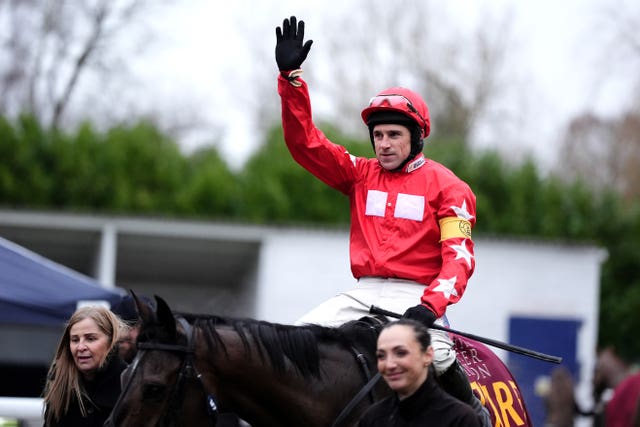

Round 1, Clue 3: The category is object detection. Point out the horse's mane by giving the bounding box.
[177,312,380,380]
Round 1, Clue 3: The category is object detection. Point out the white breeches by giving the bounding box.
[295,277,457,374]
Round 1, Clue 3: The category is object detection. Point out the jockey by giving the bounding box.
[275,16,489,425]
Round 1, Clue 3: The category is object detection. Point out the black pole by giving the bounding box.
[370,305,562,364]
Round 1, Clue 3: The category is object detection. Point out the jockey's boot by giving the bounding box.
[438,360,473,402]
[438,360,492,427]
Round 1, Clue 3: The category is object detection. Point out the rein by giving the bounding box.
[331,316,387,427]
[331,373,382,427]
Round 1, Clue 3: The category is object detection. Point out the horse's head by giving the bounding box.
[105,292,217,427]
[106,294,390,427]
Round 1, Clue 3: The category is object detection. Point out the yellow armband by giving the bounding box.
[439,217,472,241]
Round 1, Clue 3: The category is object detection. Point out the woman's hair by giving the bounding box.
[43,305,126,424]
[382,318,432,351]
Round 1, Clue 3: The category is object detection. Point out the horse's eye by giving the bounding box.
[143,383,167,402]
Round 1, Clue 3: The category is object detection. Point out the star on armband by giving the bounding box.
[285,69,303,87]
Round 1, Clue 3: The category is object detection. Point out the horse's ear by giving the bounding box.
[131,289,155,324]
[154,295,177,337]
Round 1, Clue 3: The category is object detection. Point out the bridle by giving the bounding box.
[105,317,219,427]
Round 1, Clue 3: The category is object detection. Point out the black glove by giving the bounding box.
[403,304,437,328]
[275,16,313,71]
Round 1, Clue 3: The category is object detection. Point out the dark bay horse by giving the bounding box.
[106,294,388,427]
[106,294,533,426]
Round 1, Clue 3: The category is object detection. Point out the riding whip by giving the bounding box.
[370,305,562,364]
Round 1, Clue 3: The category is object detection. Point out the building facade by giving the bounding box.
[0,209,606,425]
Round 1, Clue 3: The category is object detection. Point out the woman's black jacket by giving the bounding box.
[358,373,482,427]
[44,355,126,427]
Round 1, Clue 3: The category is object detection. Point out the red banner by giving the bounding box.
[453,334,533,427]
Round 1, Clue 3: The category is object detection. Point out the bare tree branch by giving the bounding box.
[51,1,109,129]
[0,0,169,130]
[558,111,640,200]
[558,1,640,197]
[304,0,513,143]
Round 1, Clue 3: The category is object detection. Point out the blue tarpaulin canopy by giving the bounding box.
[0,236,122,326]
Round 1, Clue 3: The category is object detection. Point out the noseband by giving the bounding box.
[106,317,219,427]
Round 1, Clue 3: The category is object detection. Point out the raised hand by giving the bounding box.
[275,16,313,71]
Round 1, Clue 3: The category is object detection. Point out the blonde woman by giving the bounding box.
[43,305,128,426]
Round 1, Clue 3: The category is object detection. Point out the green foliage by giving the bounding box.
[0,117,248,218]
[1,115,639,358]
[596,205,640,362]
[0,115,54,206]
[239,125,352,224]
[98,122,188,213]
[178,146,240,218]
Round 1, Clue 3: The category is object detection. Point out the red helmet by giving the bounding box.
[361,87,430,138]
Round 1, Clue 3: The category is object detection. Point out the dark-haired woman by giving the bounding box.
[359,319,481,427]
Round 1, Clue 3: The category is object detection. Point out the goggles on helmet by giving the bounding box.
[367,94,429,134]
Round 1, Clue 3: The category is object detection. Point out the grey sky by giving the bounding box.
[128,0,636,170]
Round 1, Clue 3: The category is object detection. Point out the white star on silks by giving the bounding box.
[450,200,474,220]
[433,276,458,299]
[451,239,473,268]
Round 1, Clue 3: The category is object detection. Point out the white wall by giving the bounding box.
[255,228,353,323]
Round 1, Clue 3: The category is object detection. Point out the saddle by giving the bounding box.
[337,315,387,354]
[337,315,388,384]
